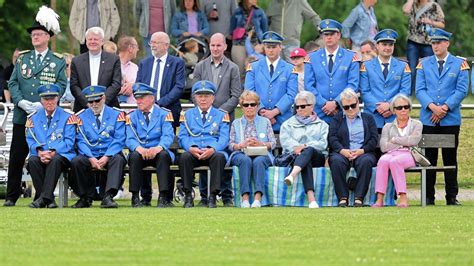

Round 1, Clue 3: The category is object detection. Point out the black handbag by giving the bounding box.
[274,152,296,167]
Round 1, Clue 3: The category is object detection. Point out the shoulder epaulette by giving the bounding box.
[404,64,411,73]
[416,62,423,70]
[75,109,85,116]
[19,50,30,55]
[117,111,126,122]
[222,113,230,123]
[67,114,77,125]
[360,63,366,72]
[53,52,64,59]
[179,111,186,122]
[456,56,466,60]
[292,66,299,74]
[27,111,37,118]
[125,114,131,125]
[165,112,174,122]
[245,63,253,72]
[76,116,83,126]
[25,118,34,128]
[460,60,470,71]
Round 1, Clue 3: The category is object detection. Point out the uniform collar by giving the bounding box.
[197,106,213,116]
[435,52,449,63]
[44,108,56,118]
[35,49,49,60]
[377,56,392,66]
[325,46,339,58]
[266,56,280,69]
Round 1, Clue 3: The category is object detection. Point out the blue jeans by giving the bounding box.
[407,40,434,94]
[230,153,272,196]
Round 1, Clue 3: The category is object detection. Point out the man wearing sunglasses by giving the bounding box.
[305,19,360,124]
[70,85,127,208]
[244,31,297,133]
[416,28,470,206]
[360,29,411,132]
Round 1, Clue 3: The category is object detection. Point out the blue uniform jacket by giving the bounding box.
[360,57,411,128]
[304,48,360,123]
[416,54,470,126]
[125,105,176,162]
[76,106,126,158]
[26,107,76,161]
[244,58,297,131]
[178,107,230,159]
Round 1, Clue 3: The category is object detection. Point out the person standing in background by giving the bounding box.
[117,36,140,104]
[289,48,308,92]
[342,0,378,53]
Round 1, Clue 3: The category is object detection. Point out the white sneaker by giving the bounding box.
[241,200,250,208]
[113,190,124,200]
[251,200,261,208]
[308,201,319,209]
[284,176,293,186]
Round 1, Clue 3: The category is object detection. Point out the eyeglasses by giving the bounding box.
[342,103,358,110]
[394,105,410,111]
[242,103,257,108]
[295,104,312,110]
[148,41,168,46]
[87,99,102,104]
[30,32,48,38]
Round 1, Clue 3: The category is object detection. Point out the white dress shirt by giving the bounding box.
[150,53,168,100]
[89,51,102,86]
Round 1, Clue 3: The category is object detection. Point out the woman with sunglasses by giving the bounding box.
[328,88,378,207]
[280,91,328,208]
[228,90,276,208]
[373,94,422,208]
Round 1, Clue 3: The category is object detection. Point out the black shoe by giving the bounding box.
[197,199,208,207]
[101,195,118,208]
[47,200,58,209]
[3,200,16,207]
[353,198,363,208]
[426,198,435,205]
[446,197,461,206]
[338,198,348,208]
[131,195,143,208]
[223,199,234,207]
[183,194,194,208]
[140,199,151,207]
[71,198,92,208]
[166,200,175,208]
[157,196,168,208]
[28,198,47,208]
[208,194,217,208]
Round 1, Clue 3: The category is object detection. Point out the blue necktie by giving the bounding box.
[143,112,150,125]
[382,63,389,79]
[438,60,444,75]
[328,54,334,73]
[269,64,274,77]
[47,115,52,128]
[201,111,207,124]
[95,114,101,128]
[153,58,161,93]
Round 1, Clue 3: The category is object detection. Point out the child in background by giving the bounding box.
[289,48,308,92]
[103,40,118,54]
[180,39,200,67]
[245,29,265,61]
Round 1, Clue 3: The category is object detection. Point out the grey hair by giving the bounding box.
[294,91,315,105]
[151,31,170,44]
[390,94,412,112]
[340,88,358,102]
[85,27,105,39]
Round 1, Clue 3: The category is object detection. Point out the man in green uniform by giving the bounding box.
[4,6,67,206]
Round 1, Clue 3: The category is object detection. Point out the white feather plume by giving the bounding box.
[35,6,61,34]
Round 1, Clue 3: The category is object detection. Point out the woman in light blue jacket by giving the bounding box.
[228,91,276,208]
[171,0,210,40]
[280,91,329,208]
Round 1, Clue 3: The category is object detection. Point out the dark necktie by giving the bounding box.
[153,58,161,92]
[36,54,42,67]
[382,63,389,79]
[269,64,274,77]
[328,54,334,73]
[143,112,150,125]
[438,60,444,75]
[95,114,101,128]
[201,111,207,124]
[47,115,52,128]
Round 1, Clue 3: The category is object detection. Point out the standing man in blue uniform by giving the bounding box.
[305,19,360,124]
[360,29,411,131]
[4,7,67,207]
[244,31,297,132]
[26,84,76,208]
[416,28,470,206]
[178,81,230,208]
[70,85,127,208]
[126,83,175,208]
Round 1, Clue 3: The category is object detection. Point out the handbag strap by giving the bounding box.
[415,2,433,21]
[244,8,254,28]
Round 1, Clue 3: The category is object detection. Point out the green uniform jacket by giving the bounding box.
[8,49,67,124]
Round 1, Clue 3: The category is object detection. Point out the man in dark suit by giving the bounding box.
[135,31,185,205]
[328,88,378,207]
[70,26,122,112]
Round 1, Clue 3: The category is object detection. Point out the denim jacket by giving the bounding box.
[342,2,378,46]
[170,11,210,38]
[230,6,268,42]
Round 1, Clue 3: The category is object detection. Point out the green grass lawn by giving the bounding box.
[1,199,473,265]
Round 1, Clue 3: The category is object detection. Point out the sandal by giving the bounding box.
[338,198,348,207]
[354,198,363,207]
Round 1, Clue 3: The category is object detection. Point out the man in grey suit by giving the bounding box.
[192,33,242,207]
[70,27,122,112]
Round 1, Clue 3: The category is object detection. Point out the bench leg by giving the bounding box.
[421,169,426,207]
[63,175,68,207]
[58,173,69,208]
[207,169,211,199]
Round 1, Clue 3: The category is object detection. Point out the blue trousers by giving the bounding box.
[230,153,272,196]
[406,40,433,94]
[293,147,326,193]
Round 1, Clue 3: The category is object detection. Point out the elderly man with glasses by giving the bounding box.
[70,85,127,208]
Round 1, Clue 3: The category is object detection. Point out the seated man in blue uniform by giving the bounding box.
[416,28,470,206]
[178,80,230,208]
[26,84,76,208]
[126,83,175,208]
[360,29,411,132]
[305,19,360,124]
[244,31,297,132]
[70,85,127,208]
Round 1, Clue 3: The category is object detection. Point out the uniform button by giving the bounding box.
[269,85,272,88]
[329,84,332,87]
[329,91,332,93]
[31,92,34,95]
[33,77,36,79]
[384,92,387,95]
[329,98,333,100]
[384,85,387,88]
[269,100,272,103]
[437,96,440,98]
[32,84,35,87]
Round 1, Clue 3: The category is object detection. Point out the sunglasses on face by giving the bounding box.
[295,104,312,110]
[242,102,257,108]
[87,99,101,104]
[342,103,358,110]
[394,105,410,111]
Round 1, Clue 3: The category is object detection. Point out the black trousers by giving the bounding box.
[27,155,70,201]
[70,153,126,200]
[329,152,376,200]
[422,125,460,200]
[6,123,29,202]
[129,150,172,194]
[199,172,233,200]
[293,147,326,193]
[179,151,226,195]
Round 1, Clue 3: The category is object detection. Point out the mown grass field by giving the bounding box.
[0,199,472,265]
